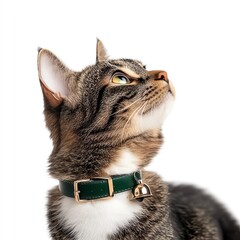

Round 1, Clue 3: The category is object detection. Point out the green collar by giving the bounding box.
[59,171,150,203]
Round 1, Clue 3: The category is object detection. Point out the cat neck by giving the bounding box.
[49,130,163,180]
[105,148,140,175]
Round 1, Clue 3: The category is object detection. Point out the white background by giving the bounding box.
[1,0,240,239]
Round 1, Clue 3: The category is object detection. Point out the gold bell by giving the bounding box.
[131,182,152,202]
[130,171,153,202]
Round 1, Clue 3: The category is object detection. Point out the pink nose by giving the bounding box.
[148,70,169,82]
[156,71,168,82]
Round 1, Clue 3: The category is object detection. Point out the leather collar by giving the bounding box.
[59,171,142,202]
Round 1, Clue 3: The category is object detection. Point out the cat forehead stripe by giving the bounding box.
[118,67,140,79]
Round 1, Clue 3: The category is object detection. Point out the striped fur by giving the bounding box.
[38,40,240,240]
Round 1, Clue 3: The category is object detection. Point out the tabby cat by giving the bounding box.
[38,40,240,240]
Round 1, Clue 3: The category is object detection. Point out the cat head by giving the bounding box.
[38,40,175,179]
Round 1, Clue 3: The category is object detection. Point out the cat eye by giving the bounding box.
[111,75,130,85]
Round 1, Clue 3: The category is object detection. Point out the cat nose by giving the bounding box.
[155,71,168,83]
[148,70,169,83]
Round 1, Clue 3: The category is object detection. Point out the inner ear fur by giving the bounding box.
[37,48,71,107]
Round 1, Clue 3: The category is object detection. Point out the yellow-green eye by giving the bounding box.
[112,75,129,84]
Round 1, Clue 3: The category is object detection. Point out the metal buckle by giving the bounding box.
[74,177,114,203]
[74,179,91,203]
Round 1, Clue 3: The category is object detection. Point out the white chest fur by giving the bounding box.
[59,149,142,240]
[59,192,141,240]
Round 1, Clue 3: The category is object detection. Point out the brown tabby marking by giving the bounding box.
[38,40,240,240]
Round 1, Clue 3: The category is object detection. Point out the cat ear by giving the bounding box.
[96,38,109,62]
[37,48,71,107]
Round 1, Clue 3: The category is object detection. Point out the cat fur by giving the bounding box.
[38,40,240,240]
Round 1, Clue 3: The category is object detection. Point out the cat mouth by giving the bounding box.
[133,92,174,131]
[141,80,175,115]
[142,91,173,116]
[160,79,175,97]
[168,80,176,97]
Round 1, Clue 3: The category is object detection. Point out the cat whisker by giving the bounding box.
[140,101,148,131]
[86,118,105,138]
[110,97,143,117]
[86,98,143,137]
[120,102,148,143]
[120,104,144,143]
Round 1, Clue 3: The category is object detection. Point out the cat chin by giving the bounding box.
[133,93,174,132]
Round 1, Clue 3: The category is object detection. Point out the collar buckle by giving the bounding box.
[74,179,90,203]
[74,177,114,203]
